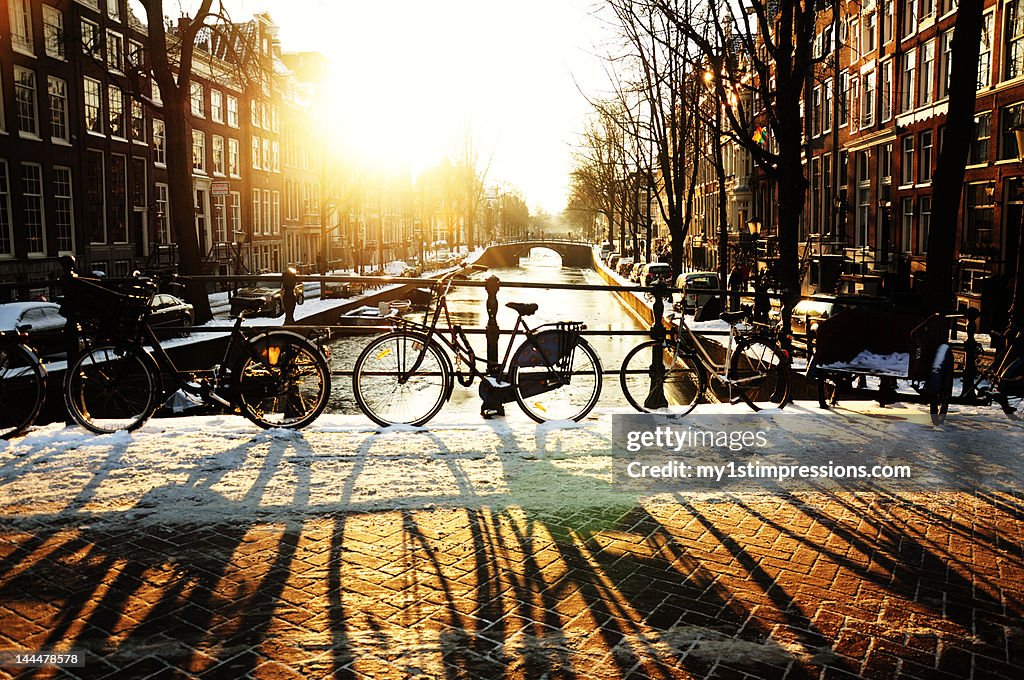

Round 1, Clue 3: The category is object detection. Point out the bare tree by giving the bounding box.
[925,0,985,313]
[134,0,262,322]
[454,130,493,251]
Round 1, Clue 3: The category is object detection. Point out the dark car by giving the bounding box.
[149,293,195,337]
[229,284,305,318]
[0,302,67,357]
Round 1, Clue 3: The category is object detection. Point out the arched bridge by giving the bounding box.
[474,239,595,268]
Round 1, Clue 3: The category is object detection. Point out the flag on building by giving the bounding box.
[752,126,767,144]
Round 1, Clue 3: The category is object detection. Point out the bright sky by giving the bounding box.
[184,0,613,213]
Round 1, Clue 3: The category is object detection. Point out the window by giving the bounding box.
[861,70,875,126]
[839,73,849,125]
[211,90,224,123]
[0,72,5,133]
[901,136,914,185]
[1007,1,1024,81]
[920,0,935,22]
[155,183,169,243]
[131,157,146,208]
[917,195,931,254]
[850,76,860,130]
[13,68,40,139]
[0,162,11,256]
[902,0,917,37]
[1000,102,1024,160]
[824,79,833,132]
[261,102,270,130]
[979,12,993,88]
[252,136,261,169]
[272,191,280,234]
[212,135,225,175]
[272,141,280,172]
[262,138,271,170]
[48,77,68,142]
[251,99,260,127]
[263,190,271,235]
[919,130,933,183]
[107,31,124,71]
[964,183,995,246]
[227,95,239,127]
[108,85,124,137]
[192,130,206,173]
[130,99,143,141]
[153,118,166,164]
[228,138,240,177]
[54,166,74,252]
[882,0,894,44]
[84,76,102,134]
[271,105,279,132]
[86,151,106,243]
[901,50,915,112]
[151,78,162,105]
[190,82,204,117]
[108,0,120,20]
[81,20,101,59]
[881,61,893,122]
[919,41,934,105]
[213,195,227,242]
[970,112,991,164]
[252,189,262,233]
[812,86,822,137]
[43,5,64,59]
[901,197,914,253]
[855,151,871,246]
[110,154,127,242]
[9,0,33,54]
[228,191,241,241]
[127,39,143,68]
[21,164,45,255]
[939,31,953,98]
[863,11,877,55]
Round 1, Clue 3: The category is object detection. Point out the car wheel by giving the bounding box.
[180,316,192,338]
[270,300,283,317]
[296,287,305,305]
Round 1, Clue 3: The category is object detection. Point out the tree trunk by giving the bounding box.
[163,89,213,322]
[926,0,984,314]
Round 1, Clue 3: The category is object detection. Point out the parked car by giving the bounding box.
[616,258,635,277]
[629,261,646,283]
[608,255,621,272]
[229,284,305,318]
[149,293,195,337]
[770,295,845,337]
[321,281,365,299]
[642,262,673,287]
[600,243,614,259]
[0,302,67,357]
[672,271,721,312]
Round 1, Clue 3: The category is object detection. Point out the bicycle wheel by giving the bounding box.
[619,340,705,415]
[0,342,46,439]
[730,337,790,410]
[235,334,331,429]
[511,337,602,423]
[65,344,159,434]
[353,331,451,427]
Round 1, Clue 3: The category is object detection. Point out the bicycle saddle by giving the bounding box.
[720,310,747,324]
[506,302,538,316]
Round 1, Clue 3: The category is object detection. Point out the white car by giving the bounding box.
[0,302,67,356]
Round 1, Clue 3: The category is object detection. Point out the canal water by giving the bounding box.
[326,249,646,414]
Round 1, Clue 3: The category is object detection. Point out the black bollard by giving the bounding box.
[644,280,669,409]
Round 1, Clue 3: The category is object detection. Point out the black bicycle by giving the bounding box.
[60,268,331,434]
[956,309,1023,421]
[352,266,603,426]
[0,329,47,439]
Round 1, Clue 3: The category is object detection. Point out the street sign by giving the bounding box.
[210,180,229,196]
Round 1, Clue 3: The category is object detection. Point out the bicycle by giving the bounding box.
[352,266,603,426]
[955,309,1023,421]
[59,265,331,434]
[0,330,47,439]
[619,304,790,414]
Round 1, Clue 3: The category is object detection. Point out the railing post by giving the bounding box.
[645,280,669,409]
[481,275,505,418]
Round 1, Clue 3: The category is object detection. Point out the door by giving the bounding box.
[195,189,210,254]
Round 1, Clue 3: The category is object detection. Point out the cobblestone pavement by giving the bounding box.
[0,405,1022,679]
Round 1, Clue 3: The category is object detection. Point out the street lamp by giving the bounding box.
[746,218,768,320]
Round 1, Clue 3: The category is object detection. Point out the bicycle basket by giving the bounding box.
[62,277,153,339]
[513,322,584,380]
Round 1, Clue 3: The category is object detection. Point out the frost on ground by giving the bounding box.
[0,402,1022,529]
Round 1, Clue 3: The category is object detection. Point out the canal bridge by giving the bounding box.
[473,239,595,268]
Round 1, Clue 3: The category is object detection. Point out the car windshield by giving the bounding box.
[688,276,716,288]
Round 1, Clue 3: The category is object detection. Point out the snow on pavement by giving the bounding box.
[1,402,1022,529]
